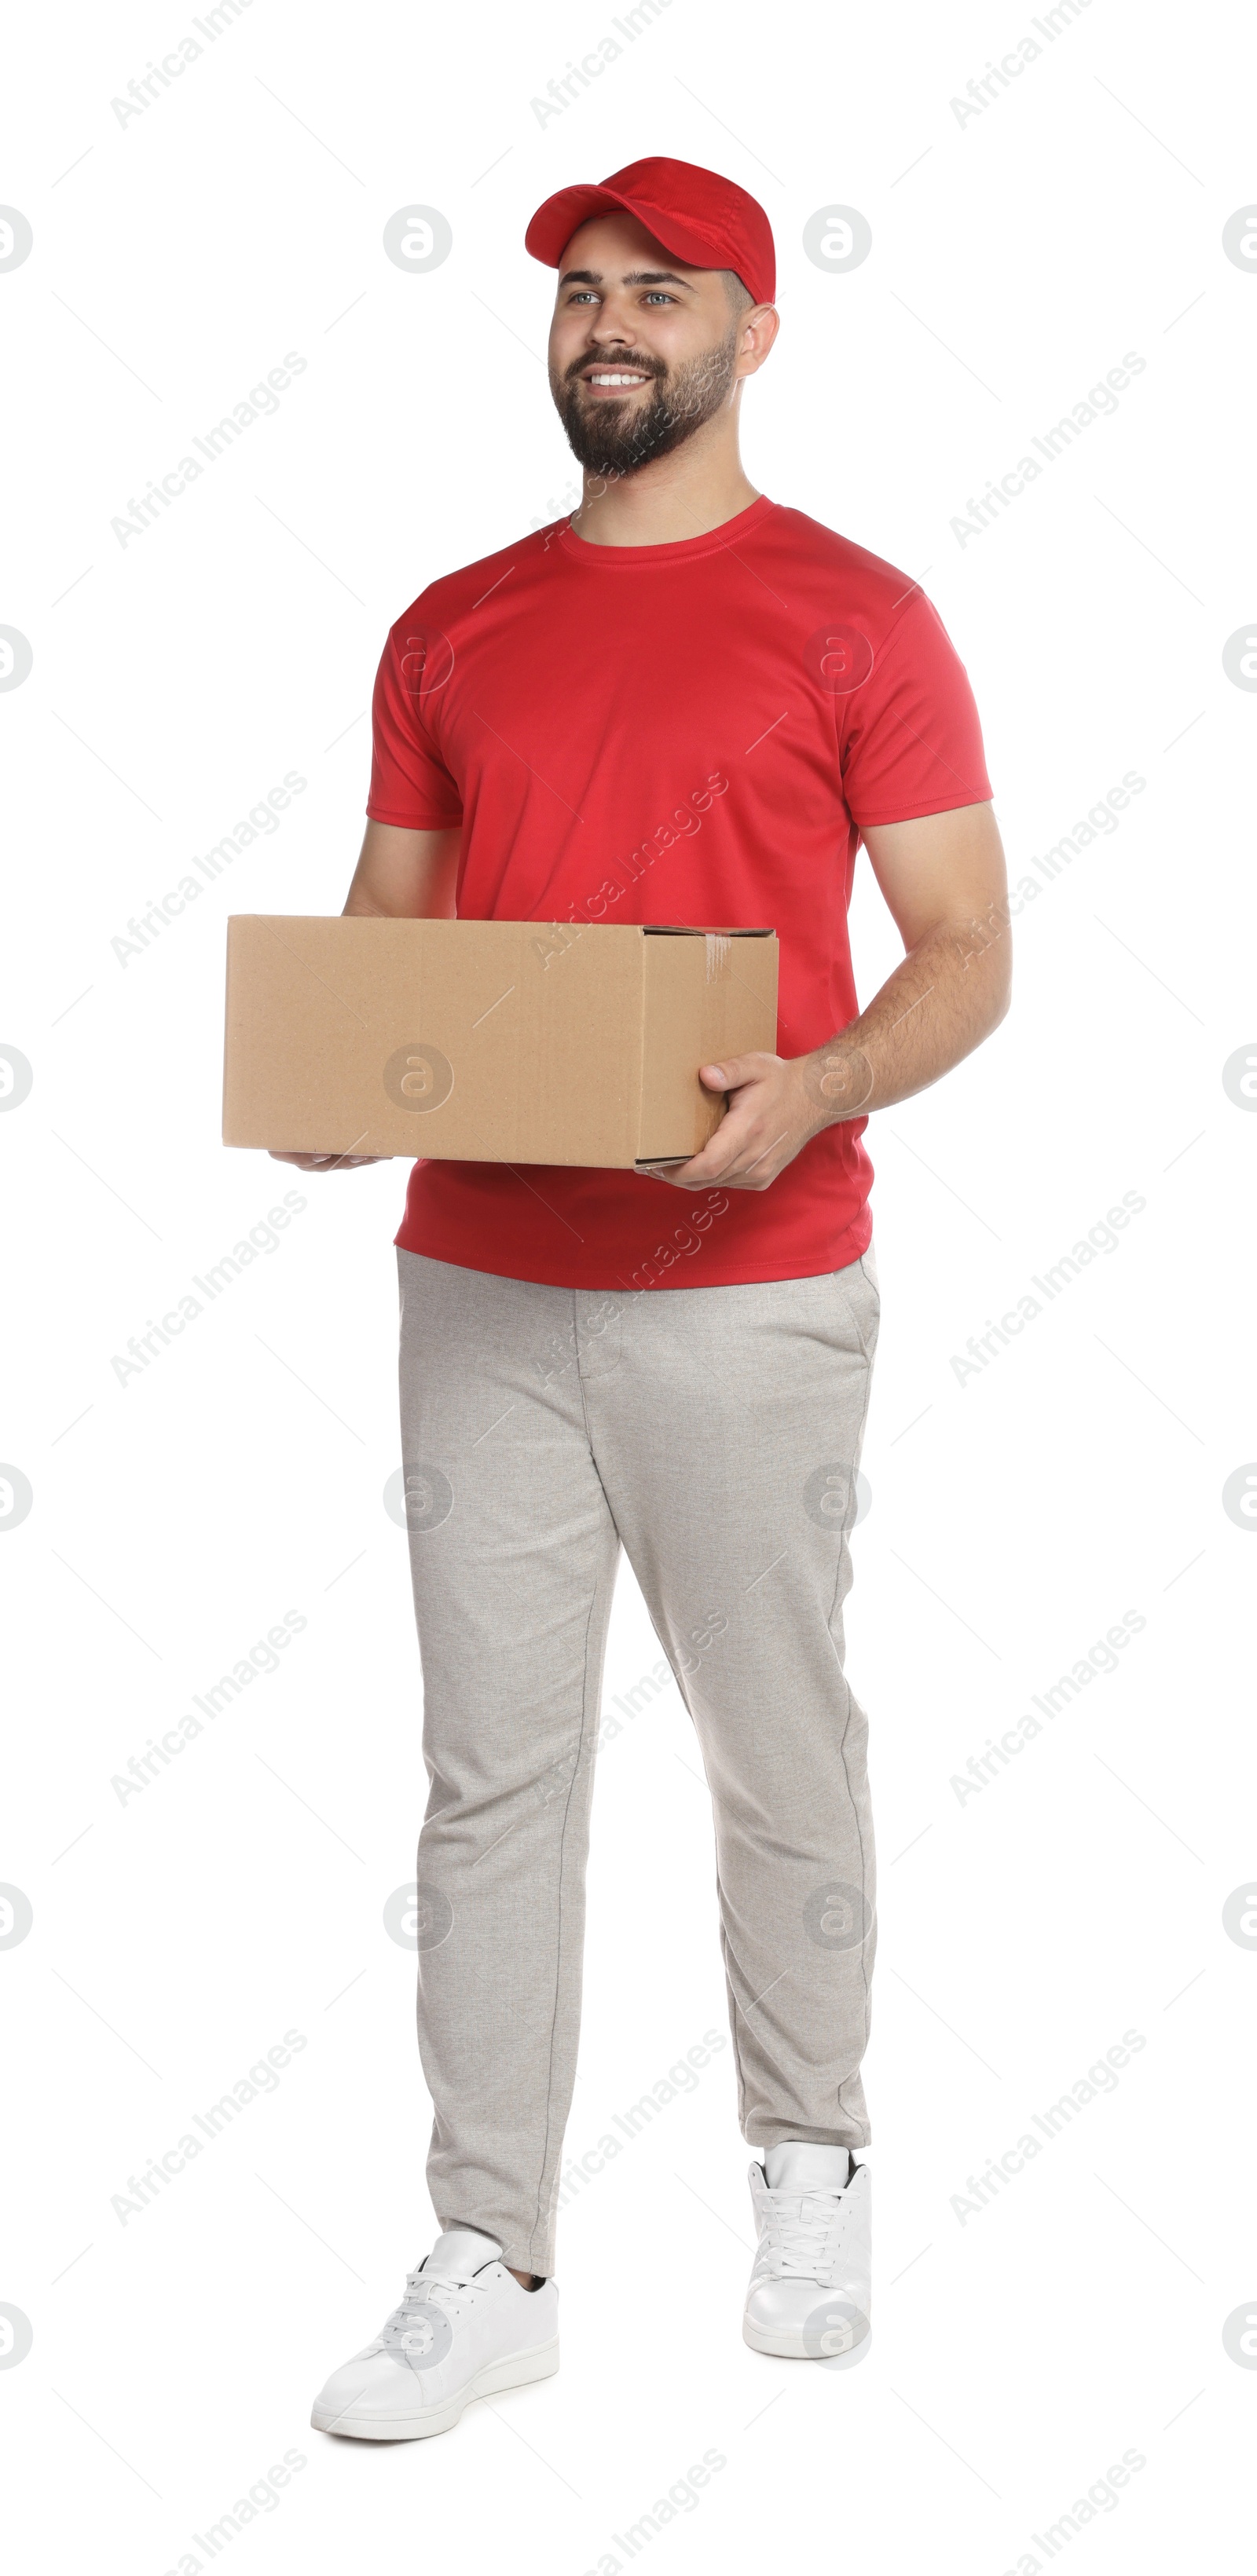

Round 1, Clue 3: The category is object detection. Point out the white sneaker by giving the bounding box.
[311,2227,559,2440]
[742,2142,871,2361]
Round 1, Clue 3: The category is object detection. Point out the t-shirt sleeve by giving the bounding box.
[838,590,992,827]
[365,616,464,829]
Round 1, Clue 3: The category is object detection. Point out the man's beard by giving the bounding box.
[551,326,740,479]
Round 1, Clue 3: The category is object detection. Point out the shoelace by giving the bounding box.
[754,2184,849,2281]
[379,2261,490,2350]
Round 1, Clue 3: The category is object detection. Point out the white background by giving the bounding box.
[2,0,1255,2567]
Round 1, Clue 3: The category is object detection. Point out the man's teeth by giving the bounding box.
[587,372,647,386]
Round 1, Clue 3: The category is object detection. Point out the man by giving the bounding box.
[285,156,1010,2441]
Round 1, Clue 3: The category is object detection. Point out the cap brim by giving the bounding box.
[525,185,735,280]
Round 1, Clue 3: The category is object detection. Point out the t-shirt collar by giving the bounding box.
[555,493,775,567]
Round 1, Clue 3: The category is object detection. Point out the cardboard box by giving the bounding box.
[222,916,779,1167]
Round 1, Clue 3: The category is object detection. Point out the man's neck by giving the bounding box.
[568,425,760,548]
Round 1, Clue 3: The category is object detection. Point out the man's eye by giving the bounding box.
[568,291,598,305]
[643,291,674,304]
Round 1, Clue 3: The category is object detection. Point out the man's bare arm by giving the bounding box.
[269,821,461,1170]
[342,819,461,921]
[639,800,1012,1191]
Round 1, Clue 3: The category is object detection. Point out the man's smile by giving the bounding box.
[578,366,654,396]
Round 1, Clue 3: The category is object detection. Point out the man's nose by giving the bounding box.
[587,306,639,344]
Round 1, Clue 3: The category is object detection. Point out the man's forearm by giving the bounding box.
[801,902,1013,1129]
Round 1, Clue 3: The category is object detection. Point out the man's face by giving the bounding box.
[547,210,749,478]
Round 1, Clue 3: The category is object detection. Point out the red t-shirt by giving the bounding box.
[367,495,991,1290]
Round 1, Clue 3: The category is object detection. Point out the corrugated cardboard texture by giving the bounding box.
[222,917,779,1168]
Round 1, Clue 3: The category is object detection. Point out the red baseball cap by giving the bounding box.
[525,155,775,306]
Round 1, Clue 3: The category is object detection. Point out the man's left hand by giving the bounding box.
[638,1048,867,1192]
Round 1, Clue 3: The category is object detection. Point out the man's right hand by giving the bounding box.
[268,1150,383,1171]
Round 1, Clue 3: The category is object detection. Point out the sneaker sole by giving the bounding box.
[311,2337,559,2442]
[742,2315,872,2360]
[742,2317,812,2358]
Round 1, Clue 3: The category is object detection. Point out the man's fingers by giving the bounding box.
[639,1057,792,1186]
[642,1140,750,1189]
[266,1150,383,1170]
[638,1157,706,1185]
[698,1054,761,1091]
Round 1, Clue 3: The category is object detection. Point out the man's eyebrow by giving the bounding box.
[556,266,698,292]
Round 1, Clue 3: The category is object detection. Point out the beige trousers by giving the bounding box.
[398,1242,880,2278]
